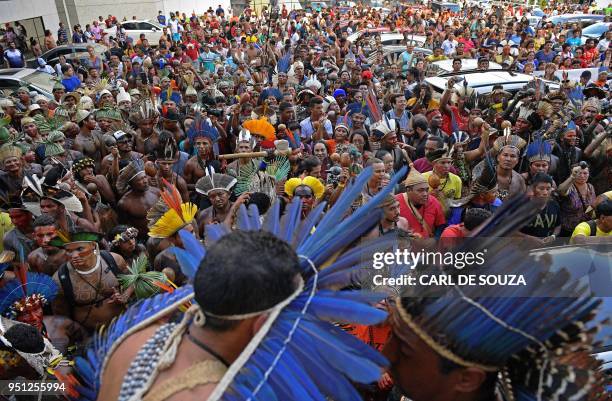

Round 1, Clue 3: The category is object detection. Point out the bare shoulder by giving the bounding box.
[97,323,162,401]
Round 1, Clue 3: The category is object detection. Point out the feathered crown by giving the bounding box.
[234,157,290,204]
[72,157,95,173]
[493,125,527,154]
[195,173,237,196]
[276,52,291,75]
[156,132,178,161]
[148,179,198,239]
[526,138,552,163]
[131,99,159,123]
[284,176,325,200]
[236,127,256,149]
[0,144,23,163]
[304,75,322,91]
[242,118,276,142]
[582,97,601,114]
[187,111,220,146]
[116,159,145,195]
[0,270,58,319]
[20,177,83,215]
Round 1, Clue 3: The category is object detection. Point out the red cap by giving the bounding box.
[361,70,373,80]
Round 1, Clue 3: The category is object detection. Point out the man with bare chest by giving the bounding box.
[495,144,526,202]
[132,100,161,157]
[195,174,237,238]
[99,130,142,176]
[117,160,161,240]
[183,135,221,191]
[75,110,107,170]
[150,132,189,201]
[27,213,66,276]
[51,232,129,332]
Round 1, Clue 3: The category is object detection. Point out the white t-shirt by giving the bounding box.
[168,18,180,34]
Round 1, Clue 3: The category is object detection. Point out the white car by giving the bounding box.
[347,31,426,47]
[425,70,560,96]
[430,59,502,75]
[580,22,612,45]
[104,20,164,46]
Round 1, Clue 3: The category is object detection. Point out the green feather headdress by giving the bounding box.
[118,255,168,300]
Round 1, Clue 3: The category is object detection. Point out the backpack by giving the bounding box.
[586,220,598,236]
[57,251,121,316]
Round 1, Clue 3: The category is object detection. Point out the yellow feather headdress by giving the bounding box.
[284,176,325,200]
[148,179,198,239]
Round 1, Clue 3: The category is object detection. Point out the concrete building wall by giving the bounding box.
[0,0,61,32]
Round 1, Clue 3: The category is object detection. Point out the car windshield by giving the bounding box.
[583,23,610,36]
[21,71,55,93]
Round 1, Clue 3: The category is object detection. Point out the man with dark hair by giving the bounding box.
[386,93,410,133]
[571,198,612,244]
[300,96,332,142]
[520,173,560,244]
[297,155,322,179]
[27,213,66,276]
[413,135,444,173]
[97,230,303,400]
[440,207,492,247]
[60,65,81,92]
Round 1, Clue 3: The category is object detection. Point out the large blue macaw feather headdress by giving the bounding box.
[392,195,607,401]
[67,166,408,401]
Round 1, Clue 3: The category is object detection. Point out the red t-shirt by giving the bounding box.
[184,39,200,61]
[396,193,446,238]
[441,105,467,136]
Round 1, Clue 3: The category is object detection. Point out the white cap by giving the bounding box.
[98,89,112,98]
[116,87,131,104]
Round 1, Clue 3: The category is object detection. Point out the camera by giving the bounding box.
[326,165,343,187]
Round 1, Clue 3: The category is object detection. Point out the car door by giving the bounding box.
[137,22,162,44]
[47,47,80,67]
[121,22,139,43]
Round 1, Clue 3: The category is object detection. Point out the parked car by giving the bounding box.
[367,46,432,65]
[431,1,462,12]
[429,58,502,75]
[26,43,108,69]
[348,31,426,47]
[425,69,560,96]
[0,68,55,99]
[104,20,164,46]
[528,244,610,388]
[580,22,612,44]
[548,13,605,28]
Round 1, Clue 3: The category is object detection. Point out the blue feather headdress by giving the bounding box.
[66,166,408,401]
[391,195,607,401]
[0,272,58,319]
[187,111,220,153]
[276,52,291,75]
[525,137,552,164]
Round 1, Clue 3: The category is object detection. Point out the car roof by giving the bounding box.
[425,70,559,93]
[432,58,502,71]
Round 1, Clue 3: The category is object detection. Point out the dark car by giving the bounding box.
[27,43,107,69]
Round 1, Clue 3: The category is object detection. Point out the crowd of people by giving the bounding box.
[0,1,610,400]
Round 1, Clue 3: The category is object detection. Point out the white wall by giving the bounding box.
[0,0,61,32]
[70,0,232,25]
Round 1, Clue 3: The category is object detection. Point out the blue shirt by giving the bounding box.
[157,15,166,25]
[386,108,411,130]
[535,49,556,64]
[61,75,81,91]
[4,49,24,68]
